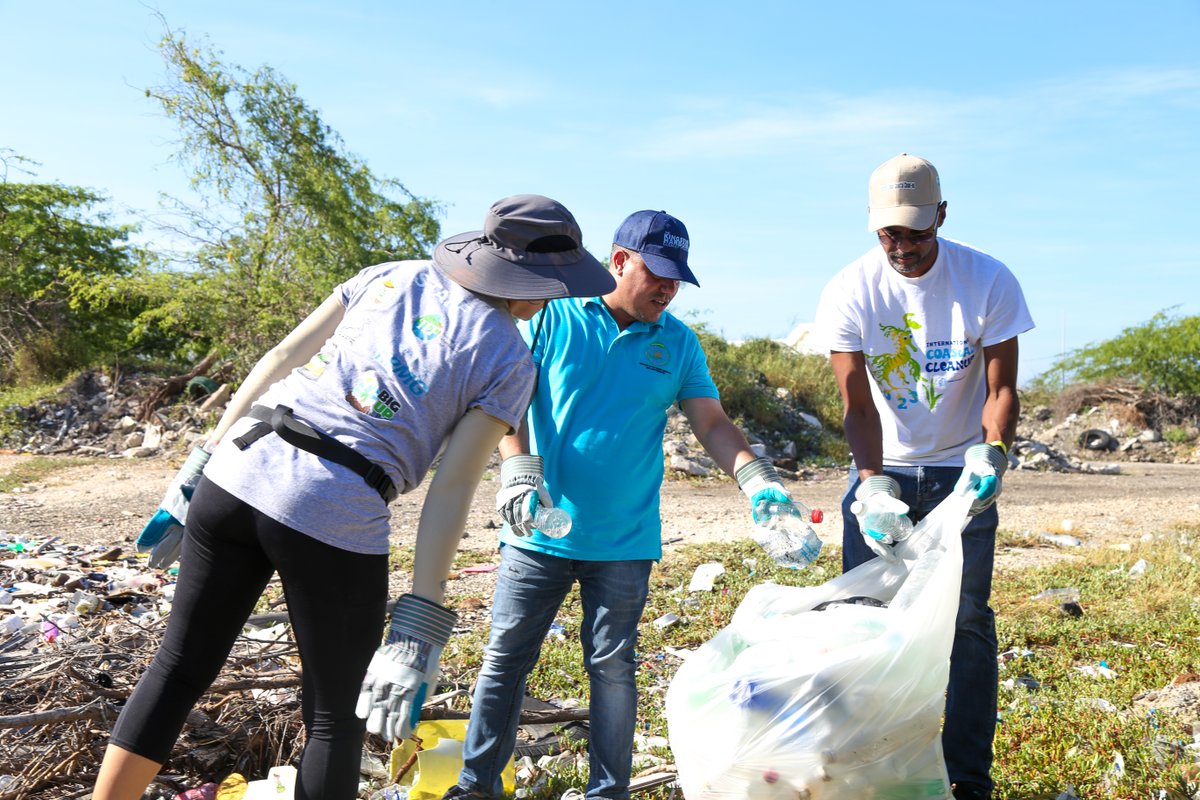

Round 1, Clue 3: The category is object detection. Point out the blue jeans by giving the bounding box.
[459,544,653,800]
[841,466,998,793]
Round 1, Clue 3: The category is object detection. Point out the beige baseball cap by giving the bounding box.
[867,153,941,232]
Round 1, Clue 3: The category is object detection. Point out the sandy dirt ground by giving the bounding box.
[2,454,1198,565]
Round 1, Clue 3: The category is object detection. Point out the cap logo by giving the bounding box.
[662,232,690,251]
[880,181,917,191]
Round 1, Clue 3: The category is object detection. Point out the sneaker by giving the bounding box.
[951,782,991,800]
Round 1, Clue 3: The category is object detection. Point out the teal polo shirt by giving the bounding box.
[500,296,719,561]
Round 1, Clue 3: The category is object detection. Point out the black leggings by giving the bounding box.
[111,478,388,800]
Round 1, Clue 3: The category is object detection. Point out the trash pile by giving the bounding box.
[1017,382,1200,469]
[0,532,329,799]
[663,398,824,481]
[0,531,663,800]
[0,368,226,458]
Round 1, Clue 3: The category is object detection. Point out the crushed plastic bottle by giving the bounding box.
[534,506,572,538]
[849,500,914,544]
[752,500,823,569]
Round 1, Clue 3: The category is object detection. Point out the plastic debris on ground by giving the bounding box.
[0,530,368,800]
[1039,532,1083,547]
[666,490,976,800]
[1076,661,1118,679]
[687,562,726,592]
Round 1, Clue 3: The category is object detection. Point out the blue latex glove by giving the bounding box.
[852,475,911,562]
[734,457,825,567]
[954,442,1010,516]
[735,456,798,524]
[357,594,457,742]
[495,455,553,537]
[136,443,211,569]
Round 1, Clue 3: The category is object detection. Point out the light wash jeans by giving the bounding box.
[457,544,653,800]
[841,466,999,795]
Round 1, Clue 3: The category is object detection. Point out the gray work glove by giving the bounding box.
[495,455,552,537]
[851,475,911,563]
[954,442,1009,516]
[136,443,212,569]
[356,594,457,742]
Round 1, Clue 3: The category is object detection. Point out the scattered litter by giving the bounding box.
[686,562,725,592]
[1129,558,1149,576]
[998,647,1034,663]
[1079,697,1117,712]
[1076,661,1118,679]
[652,612,680,629]
[1039,532,1082,547]
[1001,673,1041,692]
[1031,587,1080,601]
[461,563,498,574]
[1059,601,1084,618]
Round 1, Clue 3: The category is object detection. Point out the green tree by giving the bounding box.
[135,24,441,371]
[1031,309,1200,396]
[0,152,146,385]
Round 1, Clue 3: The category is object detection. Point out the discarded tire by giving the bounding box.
[1079,428,1116,451]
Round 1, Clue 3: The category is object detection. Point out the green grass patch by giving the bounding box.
[436,526,1200,799]
[0,455,90,492]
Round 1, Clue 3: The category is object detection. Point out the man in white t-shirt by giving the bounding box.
[815,154,1034,800]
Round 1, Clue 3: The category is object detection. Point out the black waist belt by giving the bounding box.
[232,404,398,504]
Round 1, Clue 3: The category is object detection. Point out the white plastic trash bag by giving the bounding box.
[666,490,975,800]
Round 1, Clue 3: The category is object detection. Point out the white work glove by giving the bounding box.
[356,594,456,742]
[495,455,552,537]
[136,443,212,569]
[851,475,911,563]
[954,442,1009,516]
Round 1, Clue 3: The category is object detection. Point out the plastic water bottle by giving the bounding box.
[753,500,822,569]
[849,501,913,544]
[534,506,572,539]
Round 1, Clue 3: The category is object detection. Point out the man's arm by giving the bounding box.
[679,396,757,477]
[980,337,1020,448]
[829,350,884,481]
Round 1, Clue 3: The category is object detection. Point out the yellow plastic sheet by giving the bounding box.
[390,719,516,800]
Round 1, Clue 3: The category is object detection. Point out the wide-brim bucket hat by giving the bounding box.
[433,195,615,300]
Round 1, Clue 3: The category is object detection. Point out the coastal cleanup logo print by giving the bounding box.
[868,313,942,410]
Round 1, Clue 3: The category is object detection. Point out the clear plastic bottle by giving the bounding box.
[849,500,914,544]
[534,506,572,538]
[753,500,823,569]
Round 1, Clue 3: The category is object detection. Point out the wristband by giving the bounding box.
[988,440,1008,456]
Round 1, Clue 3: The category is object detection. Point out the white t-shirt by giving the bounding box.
[815,238,1034,466]
[205,260,535,554]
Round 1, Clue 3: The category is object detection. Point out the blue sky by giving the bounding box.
[2,1,1198,386]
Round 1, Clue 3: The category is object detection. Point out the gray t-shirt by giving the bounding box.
[204,260,535,554]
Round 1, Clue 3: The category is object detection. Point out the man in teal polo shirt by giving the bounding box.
[446,210,812,800]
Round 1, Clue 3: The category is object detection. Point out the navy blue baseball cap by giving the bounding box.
[612,210,699,286]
